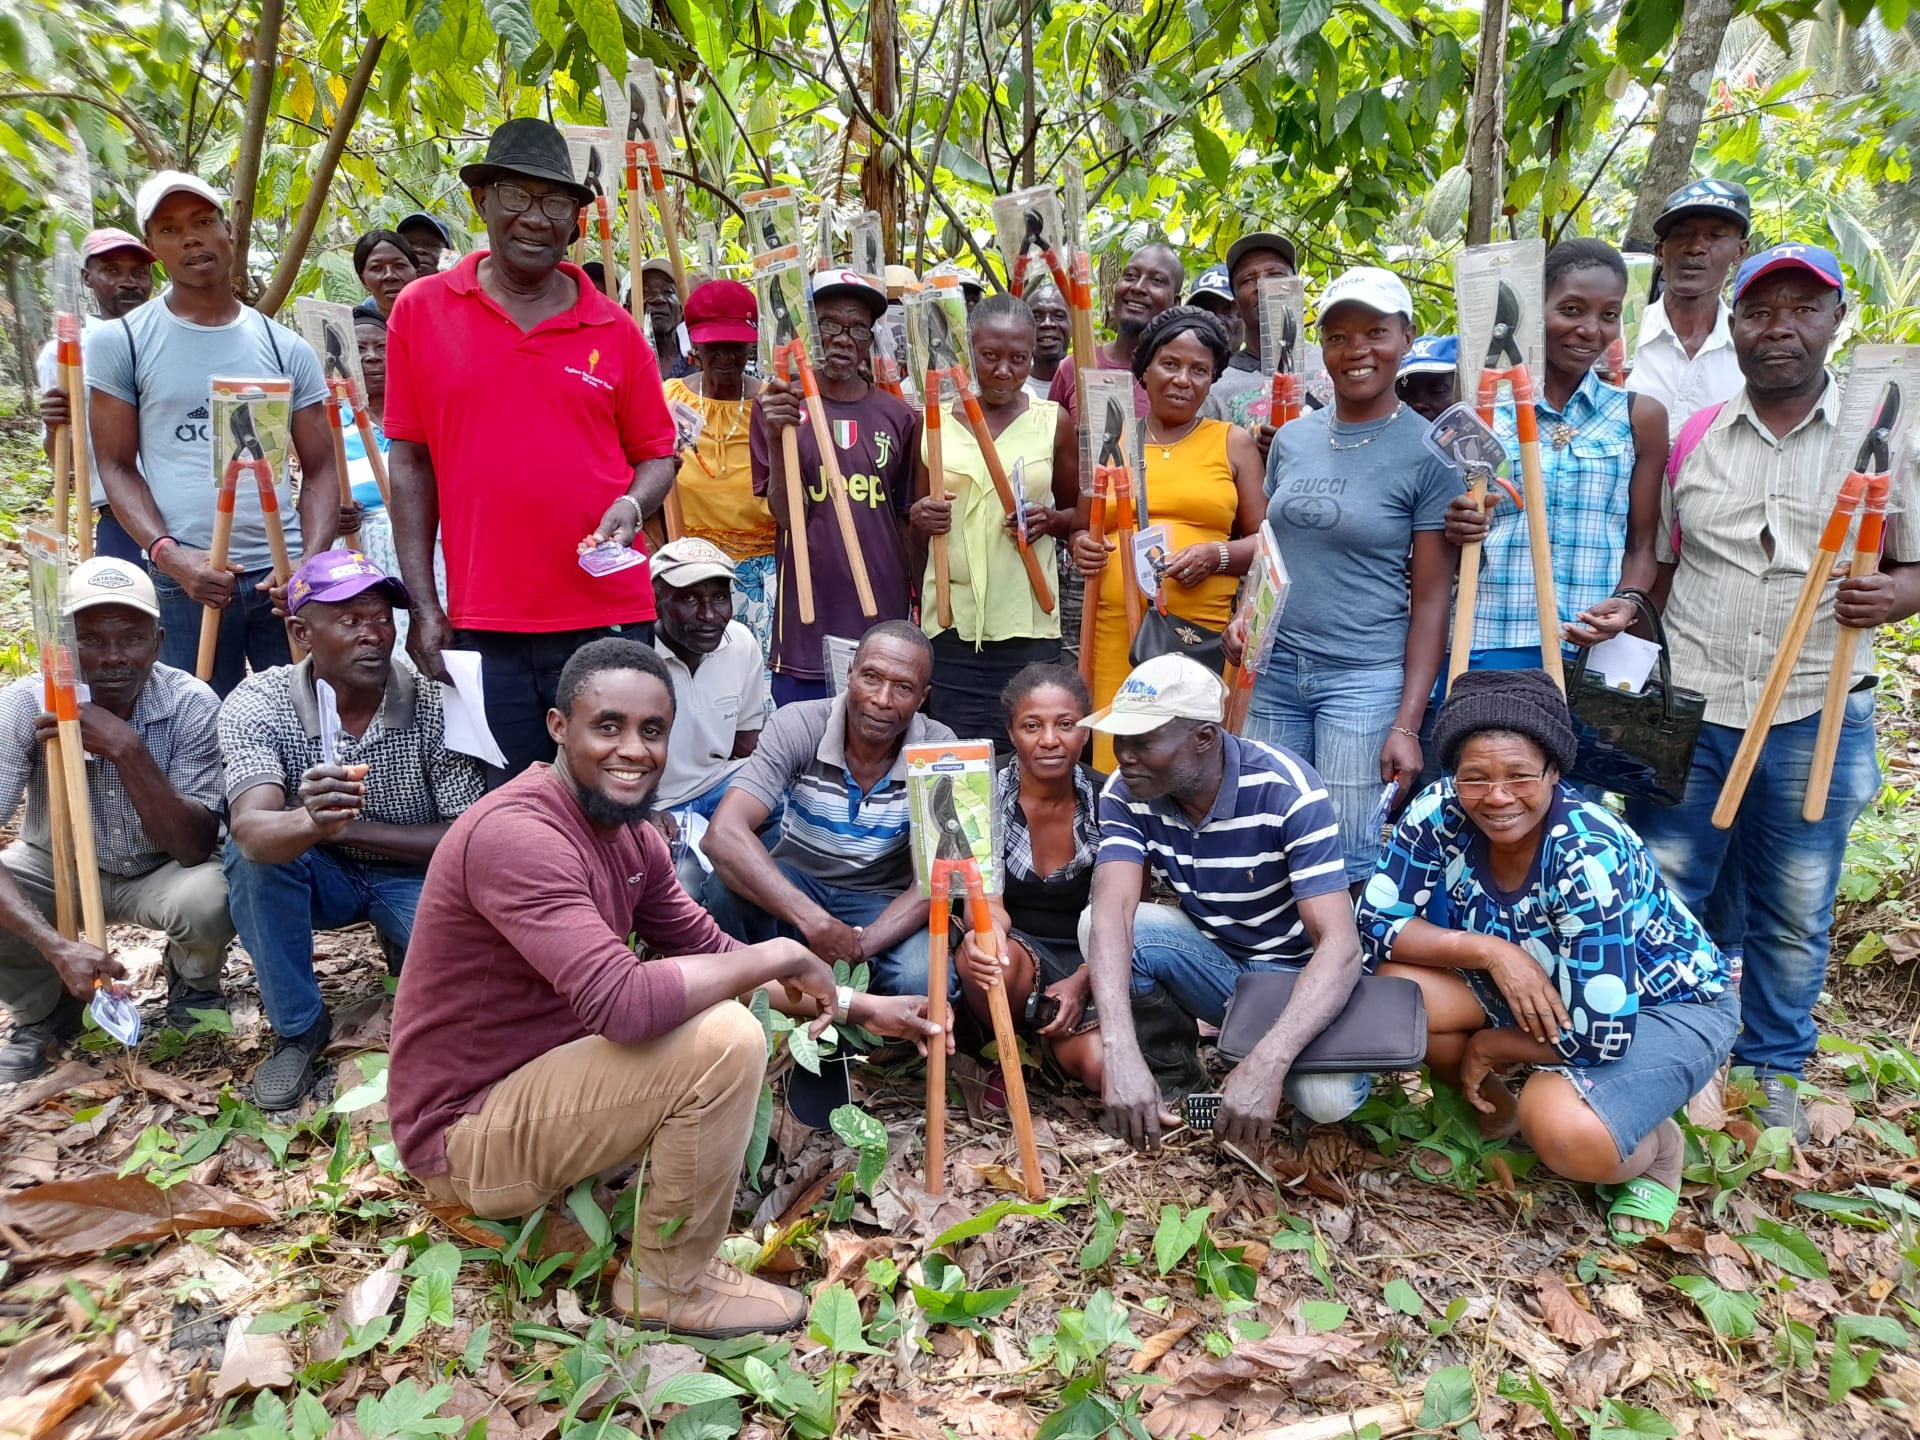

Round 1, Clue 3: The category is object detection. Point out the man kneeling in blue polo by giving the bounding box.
[220,551,483,1109]
[1082,655,1368,1151]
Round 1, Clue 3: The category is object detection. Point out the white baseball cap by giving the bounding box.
[1080,655,1225,736]
[1318,266,1413,322]
[650,537,737,588]
[135,171,226,232]
[64,557,161,619]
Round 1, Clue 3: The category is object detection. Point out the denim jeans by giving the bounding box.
[722,862,932,997]
[455,625,652,789]
[151,563,290,699]
[1626,690,1879,1078]
[1244,646,1404,885]
[1087,902,1371,1124]
[770,673,832,708]
[94,509,147,565]
[223,839,427,1037]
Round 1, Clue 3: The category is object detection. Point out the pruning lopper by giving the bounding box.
[1008,208,1073,302]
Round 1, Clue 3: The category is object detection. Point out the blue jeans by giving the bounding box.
[151,563,290,699]
[723,862,932,997]
[455,625,651,789]
[1245,647,1404,884]
[94,509,146,565]
[1626,691,1879,1078]
[1090,902,1371,1124]
[223,839,427,1037]
[771,673,831,708]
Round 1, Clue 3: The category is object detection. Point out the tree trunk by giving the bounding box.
[254,35,386,316]
[1020,0,1036,187]
[227,0,286,302]
[1625,0,1736,246]
[1465,0,1510,247]
[3,254,36,396]
[859,0,904,263]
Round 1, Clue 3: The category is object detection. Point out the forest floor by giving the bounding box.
[2,393,1920,1440]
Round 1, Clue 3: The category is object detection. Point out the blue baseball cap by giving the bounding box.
[1188,263,1233,306]
[1399,334,1458,378]
[1733,243,1844,302]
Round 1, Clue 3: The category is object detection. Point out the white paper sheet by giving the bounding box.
[1585,631,1660,693]
[436,649,508,769]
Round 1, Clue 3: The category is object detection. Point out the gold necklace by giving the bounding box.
[1146,415,1202,459]
[693,387,748,478]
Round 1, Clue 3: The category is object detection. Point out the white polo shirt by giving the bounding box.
[654,621,768,809]
[1628,296,1744,436]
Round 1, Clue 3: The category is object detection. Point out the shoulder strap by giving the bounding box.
[1664,400,1726,557]
[256,309,287,374]
[122,315,139,405]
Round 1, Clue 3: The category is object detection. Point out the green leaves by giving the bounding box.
[570,0,627,70]
[828,1105,888,1196]
[1152,1204,1210,1275]
[356,1380,461,1439]
[1080,1183,1122,1273]
[1299,1300,1348,1332]
[911,1254,1021,1331]
[1584,1399,1676,1439]
[390,1243,461,1350]
[807,1282,881,1354]
[1831,1313,1911,1401]
[930,1195,1080,1249]
[1734,1217,1828,1280]
[1189,124,1231,189]
[1417,1365,1476,1429]
[1669,1276,1759,1341]
[1384,1278,1425,1316]
[482,0,539,67]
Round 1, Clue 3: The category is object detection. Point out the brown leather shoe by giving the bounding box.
[613,1257,806,1338]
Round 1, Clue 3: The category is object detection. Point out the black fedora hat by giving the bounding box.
[458,118,592,205]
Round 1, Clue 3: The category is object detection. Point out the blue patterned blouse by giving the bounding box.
[1355,781,1728,1066]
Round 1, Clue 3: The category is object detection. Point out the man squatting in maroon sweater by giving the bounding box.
[387,638,946,1337]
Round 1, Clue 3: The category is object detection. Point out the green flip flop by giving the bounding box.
[1597,1176,1680,1246]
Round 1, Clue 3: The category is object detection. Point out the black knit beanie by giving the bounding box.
[1432,667,1578,775]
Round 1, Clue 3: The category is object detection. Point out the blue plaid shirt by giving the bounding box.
[1468,369,1634,652]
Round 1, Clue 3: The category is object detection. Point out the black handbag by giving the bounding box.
[1216,970,1428,1072]
[1564,587,1706,807]
[1129,605,1226,676]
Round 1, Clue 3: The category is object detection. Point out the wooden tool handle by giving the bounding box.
[1113,474,1146,641]
[660,484,685,542]
[1805,501,1887,822]
[595,198,618,299]
[959,394,1056,613]
[62,356,95,559]
[924,905,950,1195]
[51,426,72,545]
[800,378,877,617]
[197,480,239,681]
[42,730,79,940]
[327,398,353,532]
[652,164,689,303]
[56,716,107,948]
[1077,479,1107,687]
[1449,472,1489,684]
[963,886,1043,1200]
[780,425,816,626]
[927,385,953,630]
[1511,395,1563,692]
[1713,548,1845,829]
[626,171,646,326]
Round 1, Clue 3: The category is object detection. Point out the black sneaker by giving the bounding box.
[0,995,85,1085]
[1752,1075,1811,1145]
[164,981,230,1033]
[252,1012,333,1111]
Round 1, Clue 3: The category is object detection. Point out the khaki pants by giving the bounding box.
[438,1002,766,1293]
[0,843,234,1024]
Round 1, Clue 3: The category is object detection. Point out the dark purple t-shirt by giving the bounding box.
[750,386,922,681]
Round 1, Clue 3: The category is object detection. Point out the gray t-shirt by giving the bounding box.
[1263,405,1459,668]
[88,294,327,571]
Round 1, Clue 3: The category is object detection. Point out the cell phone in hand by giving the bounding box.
[1183,1093,1223,1131]
[1024,989,1061,1029]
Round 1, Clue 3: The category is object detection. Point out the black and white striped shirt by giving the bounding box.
[1096,734,1348,965]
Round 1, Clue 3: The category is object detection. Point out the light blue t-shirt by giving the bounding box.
[87,294,327,572]
[1263,405,1459,667]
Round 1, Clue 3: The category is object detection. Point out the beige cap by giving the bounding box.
[650,537,737,588]
[65,557,161,619]
[1080,655,1225,736]
[884,264,918,299]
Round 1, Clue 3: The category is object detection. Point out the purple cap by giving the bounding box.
[288,550,410,613]
[1733,243,1845,302]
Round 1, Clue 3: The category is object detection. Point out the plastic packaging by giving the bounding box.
[294,297,365,399]
[990,186,1068,299]
[1822,346,1917,519]
[905,742,1001,899]
[741,186,803,262]
[905,277,974,403]
[751,247,813,373]
[1455,238,1546,407]
[561,125,616,210]
[850,210,885,289]
[1079,369,1140,502]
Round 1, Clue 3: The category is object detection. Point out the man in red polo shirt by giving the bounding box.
[385,119,679,786]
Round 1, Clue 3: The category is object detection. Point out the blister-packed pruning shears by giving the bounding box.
[1270,307,1302,428]
[920,775,1042,1200]
[1008,208,1073,302]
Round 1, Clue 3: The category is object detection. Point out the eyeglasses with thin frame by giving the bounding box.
[817,320,875,345]
[1453,770,1551,801]
[493,182,578,222]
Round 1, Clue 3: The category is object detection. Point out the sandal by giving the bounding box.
[1597,1176,1680,1246]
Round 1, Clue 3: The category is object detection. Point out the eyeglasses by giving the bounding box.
[494,182,578,222]
[1453,771,1551,801]
[817,320,875,345]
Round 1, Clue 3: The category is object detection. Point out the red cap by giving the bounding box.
[82,228,156,264]
[684,279,758,345]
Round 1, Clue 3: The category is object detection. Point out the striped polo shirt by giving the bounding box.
[1096,734,1350,965]
[730,695,957,892]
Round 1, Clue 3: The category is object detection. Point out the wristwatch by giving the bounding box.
[833,984,855,1024]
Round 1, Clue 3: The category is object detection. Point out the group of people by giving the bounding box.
[13,118,1919,1338]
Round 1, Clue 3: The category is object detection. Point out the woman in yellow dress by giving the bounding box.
[661,279,777,662]
[909,293,1079,743]
[1068,307,1266,770]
